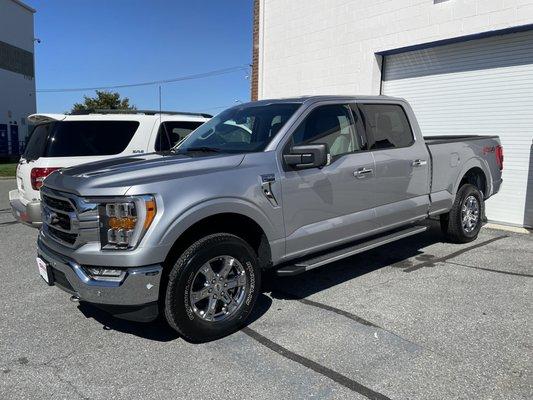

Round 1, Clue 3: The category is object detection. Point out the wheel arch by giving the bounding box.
[160,198,279,270]
[453,158,492,199]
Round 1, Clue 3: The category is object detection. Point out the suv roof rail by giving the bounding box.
[70,109,213,118]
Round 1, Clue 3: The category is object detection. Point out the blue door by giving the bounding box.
[10,124,19,155]
[0,124,7,155]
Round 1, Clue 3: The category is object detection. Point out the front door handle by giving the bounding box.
[354,167,373,178]
[412,159,427,167]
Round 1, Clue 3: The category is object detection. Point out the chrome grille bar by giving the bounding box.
[41,187,99,248]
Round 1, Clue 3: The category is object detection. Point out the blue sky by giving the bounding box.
[28,0,253,114]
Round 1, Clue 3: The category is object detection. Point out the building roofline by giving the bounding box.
[9,0,36,13]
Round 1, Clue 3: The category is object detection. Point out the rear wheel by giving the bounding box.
[164,233,260,342]
[440,184,484,243]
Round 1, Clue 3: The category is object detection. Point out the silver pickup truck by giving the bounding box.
[37,96,503,342]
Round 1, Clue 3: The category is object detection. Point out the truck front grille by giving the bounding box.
[42,194,74,212]
[48,226,77,245]
[41,188,99,248]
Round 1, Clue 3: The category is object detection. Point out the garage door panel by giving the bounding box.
[383,30,533,227]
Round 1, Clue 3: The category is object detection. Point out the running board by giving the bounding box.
[276,225,428,276]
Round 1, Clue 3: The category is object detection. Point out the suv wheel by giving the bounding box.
[440,184,484,243]
[164,233,260,342]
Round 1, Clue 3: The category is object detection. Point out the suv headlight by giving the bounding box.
[98,195,156,250]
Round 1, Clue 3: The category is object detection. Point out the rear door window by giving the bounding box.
[155,121,204,151]
[358,104,414,150]
[45,121,139,157]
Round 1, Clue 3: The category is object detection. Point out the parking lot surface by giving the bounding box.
[0,179,531,400]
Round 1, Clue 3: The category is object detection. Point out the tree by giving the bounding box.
[71,90,136,113]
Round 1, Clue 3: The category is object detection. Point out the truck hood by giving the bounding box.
[43,152,246,196]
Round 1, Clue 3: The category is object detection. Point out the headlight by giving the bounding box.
[98,195,157,250]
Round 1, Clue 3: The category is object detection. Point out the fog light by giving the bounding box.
[84,266,126,282]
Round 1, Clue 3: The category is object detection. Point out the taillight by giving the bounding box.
[495,145,504,171]
[30,167,60,190]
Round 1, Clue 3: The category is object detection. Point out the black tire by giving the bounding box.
[164,233,261,342]
[441,184,484,243]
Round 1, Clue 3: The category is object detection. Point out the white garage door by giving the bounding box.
[382,30,533,228]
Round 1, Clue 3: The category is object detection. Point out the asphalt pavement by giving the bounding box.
[0,178,531,400]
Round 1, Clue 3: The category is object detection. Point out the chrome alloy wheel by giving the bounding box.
[189,256,248,322]
[462,195,480,233]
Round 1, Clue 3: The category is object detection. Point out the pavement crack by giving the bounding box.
[242,327,392,400]
[395,235,508,273]
[270,290,448,357]
[7,351,91,400]
[444,260,533,277]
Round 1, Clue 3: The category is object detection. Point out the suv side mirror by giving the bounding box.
[284,144,328,170]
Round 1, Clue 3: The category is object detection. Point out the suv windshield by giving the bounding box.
[23,120,139,160]
[175,103,301,153]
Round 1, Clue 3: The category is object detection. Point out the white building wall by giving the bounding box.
[258,0,533,99]
[0,0,36,144]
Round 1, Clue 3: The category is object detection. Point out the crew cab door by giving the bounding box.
[357,102,431,228]
[280,103,380,259]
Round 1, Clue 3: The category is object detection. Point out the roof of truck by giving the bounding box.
[233,95,405,107]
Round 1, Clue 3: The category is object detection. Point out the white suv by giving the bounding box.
[9,109,210,227]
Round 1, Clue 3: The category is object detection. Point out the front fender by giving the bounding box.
[159,197,281,249]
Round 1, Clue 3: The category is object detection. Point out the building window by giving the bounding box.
[0,40,34,78]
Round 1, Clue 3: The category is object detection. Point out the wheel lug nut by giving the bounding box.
[208,289,212,293]
[224,283,227,287]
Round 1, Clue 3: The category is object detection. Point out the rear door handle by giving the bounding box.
[354,167,373,178]
[412,159,427,167]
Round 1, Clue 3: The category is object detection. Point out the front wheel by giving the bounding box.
[164,233,261,342]
[440,184,484,243]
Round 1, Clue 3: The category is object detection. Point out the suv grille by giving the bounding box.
[41,188,99,248]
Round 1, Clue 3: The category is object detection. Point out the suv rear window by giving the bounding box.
[24,123,51,160]
[155,121,204,151]
[24,121,139,159]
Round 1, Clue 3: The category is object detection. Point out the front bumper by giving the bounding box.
[9,190,42,228]
[37,237,163,322]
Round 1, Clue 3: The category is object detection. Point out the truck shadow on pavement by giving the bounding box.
[76,294,274,343]
[76,221,480,342]
[266,221,453,300]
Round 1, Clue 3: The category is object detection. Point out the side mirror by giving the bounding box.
[283,144,328,170]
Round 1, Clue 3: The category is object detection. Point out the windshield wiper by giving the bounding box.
[181,146,221,153]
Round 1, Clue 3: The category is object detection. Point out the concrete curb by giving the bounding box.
[483,223,531,234]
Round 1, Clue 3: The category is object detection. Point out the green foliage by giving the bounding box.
[71,90,136,113]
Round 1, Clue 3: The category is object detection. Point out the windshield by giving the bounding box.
[175,103,301,153]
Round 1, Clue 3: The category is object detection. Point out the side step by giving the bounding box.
[276,225,428,276]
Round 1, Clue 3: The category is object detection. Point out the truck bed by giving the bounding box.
[425,134,502,216]
[424,135,499,145]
